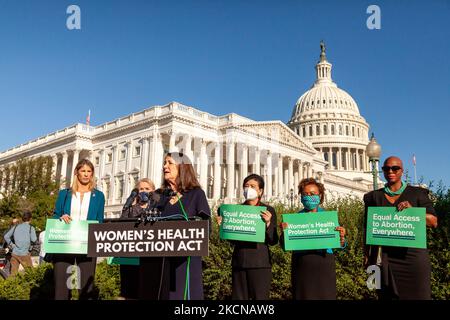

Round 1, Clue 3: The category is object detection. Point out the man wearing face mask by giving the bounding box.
[280,178,346,300]
[217,174,278,300]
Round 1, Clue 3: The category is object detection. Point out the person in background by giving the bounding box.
[119,178,156,299]
[363,156,438,300]
[52,158,105,300]
[4,211,37,276]
[280,178,346,300]
[217,174,278,300]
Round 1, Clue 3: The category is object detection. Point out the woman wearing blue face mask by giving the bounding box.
[119,178,155,299]
[217,174,278,299]
[280,178,346,300]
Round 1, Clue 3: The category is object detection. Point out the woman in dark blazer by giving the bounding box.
[218,174,278,300]
[139,152,211,300]
[280,178,346,300]
[363,156,438,300]
[52,158,105,300]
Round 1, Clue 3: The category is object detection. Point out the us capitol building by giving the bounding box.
[0,43,378,217]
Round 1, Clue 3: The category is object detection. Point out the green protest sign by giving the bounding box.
[219,204,266,243]
[366,207,426,249]
[282,211,341,251]
[44,219,98,254]
[107,257,140,266]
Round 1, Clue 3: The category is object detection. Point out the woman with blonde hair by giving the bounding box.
[52,158,105,300]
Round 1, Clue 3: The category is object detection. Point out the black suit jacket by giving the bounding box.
[219,202,278,269]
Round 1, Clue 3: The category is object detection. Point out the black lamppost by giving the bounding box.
[289,188,294,208]
[366,133,382,190]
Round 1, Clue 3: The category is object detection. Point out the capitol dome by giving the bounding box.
[288,42,371,176]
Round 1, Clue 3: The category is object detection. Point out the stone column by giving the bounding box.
[213,143,221,200]
[169,130,177,152]
[273,160,279,198]
[241,145,248,182]
[356,149,361,171]
[298,160,304,182]
[308,163,313,178]
[327,148,333,169]
[294,160,300,192]
[337,147,342,170]
[140,136,149,179]
[110,144,119,204]
[277,154,283,198]
[254,147,260,175]
[60,151,68,189]
[200,140,208,191]
[125,141,133,197]
[266,151,272,199]
[345,149,350,170]
[70,149,80,187]
[226,141,235,200]
[288,157,294,193]
[153,133,164,187]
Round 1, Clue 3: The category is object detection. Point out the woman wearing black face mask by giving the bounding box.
[119,178,155,299]
[217,174,278,300]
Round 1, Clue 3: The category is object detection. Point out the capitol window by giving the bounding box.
[120,149,126,160]
[331,125,335,135]
[357,128,360,137]
[346,126,349,136]
[134,146,141,156]
[302,126,306,137]
[309,126,313,136]
[316,125,320,135]
[95,157,99,165]
[352,127,355,136]
[324,124,328,135]
[107,153,112,163]
[339,125,343,135]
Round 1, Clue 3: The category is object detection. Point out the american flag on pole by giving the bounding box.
[86,109,91,126]
[412,154,416,166]
[413,154,417,185]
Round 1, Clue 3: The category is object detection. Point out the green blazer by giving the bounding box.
[53,188,105,223]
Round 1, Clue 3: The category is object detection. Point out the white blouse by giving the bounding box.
[70,192,91,221]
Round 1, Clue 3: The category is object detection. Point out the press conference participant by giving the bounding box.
[119,178,155,300]
[140,152,211,300]
[52,159,105,300]
[280,178,346,300]
[363,156,437,300]
[217,174,278,300]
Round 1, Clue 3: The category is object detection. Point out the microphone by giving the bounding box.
[123,188,139,210]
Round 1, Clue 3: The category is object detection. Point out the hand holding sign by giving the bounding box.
[260,210,272,228]
[60,214,72,224]
[335,226,346,247]
[397,201,412,211]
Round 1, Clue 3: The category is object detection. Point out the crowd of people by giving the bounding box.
[0,155,438,300]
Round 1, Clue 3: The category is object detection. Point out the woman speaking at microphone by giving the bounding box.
[140,152,211,300]
[52,159,105,300]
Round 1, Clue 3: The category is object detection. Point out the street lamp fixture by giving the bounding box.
[365,133,382,190]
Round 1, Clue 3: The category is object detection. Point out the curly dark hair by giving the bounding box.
[298,178,325,204]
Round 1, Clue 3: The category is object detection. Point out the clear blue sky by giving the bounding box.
[0,0,449,187]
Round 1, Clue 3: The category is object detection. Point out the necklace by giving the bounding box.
[384,181,407,196]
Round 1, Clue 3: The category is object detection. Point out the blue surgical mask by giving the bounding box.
[138,192,150,202]
[301,195,321,210]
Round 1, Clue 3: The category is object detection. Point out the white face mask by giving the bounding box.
[243,187,259,200]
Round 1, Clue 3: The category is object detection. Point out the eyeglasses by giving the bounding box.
[382,166,402,173]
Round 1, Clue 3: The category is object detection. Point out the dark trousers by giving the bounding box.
[232,267,272,300]
[139,257,170,300]
[120,265,140,299]
[53,254,97,300]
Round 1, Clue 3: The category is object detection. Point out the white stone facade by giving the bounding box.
[0,44,375,217]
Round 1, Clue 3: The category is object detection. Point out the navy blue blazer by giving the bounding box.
[53,188,105,223]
